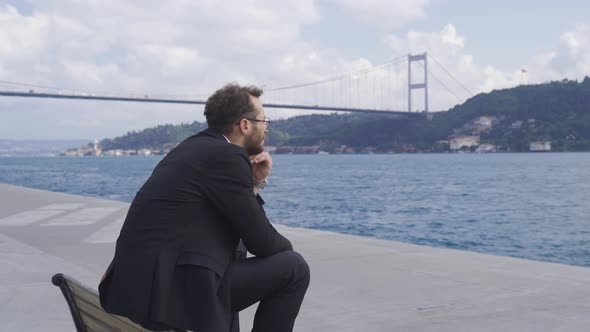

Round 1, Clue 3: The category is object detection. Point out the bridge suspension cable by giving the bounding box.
[427,54,475,97]
[263,55,409,112]
[0,79,73,92]
[266,55,407,91]
[416,61,464,104]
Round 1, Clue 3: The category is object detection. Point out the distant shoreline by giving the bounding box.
[3,151,589,158]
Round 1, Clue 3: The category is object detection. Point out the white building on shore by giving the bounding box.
[476,143,496,153]
[450,136,480,151]
[530,141,551,152]
[474,116,496,130]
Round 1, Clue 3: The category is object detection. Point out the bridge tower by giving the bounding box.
[407,52,429,113]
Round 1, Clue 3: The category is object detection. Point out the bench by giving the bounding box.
[51,273,176,332]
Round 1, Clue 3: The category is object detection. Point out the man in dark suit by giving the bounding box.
[99,84,310,332]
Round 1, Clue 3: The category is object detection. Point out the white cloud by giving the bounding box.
[557,24,590,78]
[383,23,590,112]
[510,25,590,85]
[332,0,430,28]
[0,0,323,93]
[383,24,510,111]
[0,1,331,139]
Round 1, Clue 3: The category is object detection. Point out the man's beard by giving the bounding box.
[245,132,264,155]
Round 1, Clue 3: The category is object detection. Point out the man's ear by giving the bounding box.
[238,118,249,134]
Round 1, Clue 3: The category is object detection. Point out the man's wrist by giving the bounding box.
[254,178,267,190]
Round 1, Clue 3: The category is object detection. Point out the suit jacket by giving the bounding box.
[99,128,293,332]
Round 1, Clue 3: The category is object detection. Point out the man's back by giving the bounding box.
[100,84,309,332]
[118,129,248,264]
[99,128,292,331]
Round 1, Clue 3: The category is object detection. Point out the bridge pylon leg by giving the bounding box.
[407,52,429,113]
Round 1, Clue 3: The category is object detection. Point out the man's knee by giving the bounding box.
[280,251,310,286]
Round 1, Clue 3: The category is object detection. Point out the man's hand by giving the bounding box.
[250,152,272,183]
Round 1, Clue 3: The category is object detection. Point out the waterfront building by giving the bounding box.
[103,149,124,156]
[62,150,80,157]
[474,116,496,130]
[137,148,152,156]
[361,146,377,154]
[530,141,551,152]
[275,145,320,154]
[450,136,479,151]
[476,143,496,153]
[511,120,523,129]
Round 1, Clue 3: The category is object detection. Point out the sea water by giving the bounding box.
[1,153,589,267]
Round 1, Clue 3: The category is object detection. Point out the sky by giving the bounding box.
[1,0,589,140]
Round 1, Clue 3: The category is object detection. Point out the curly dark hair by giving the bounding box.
[204,83,263,134]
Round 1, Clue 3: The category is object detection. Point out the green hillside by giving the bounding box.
[99,122,207,151]
[98,77,590,152]
[447,78,590,151]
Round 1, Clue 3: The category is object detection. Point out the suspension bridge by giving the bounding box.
[0,52,473,117]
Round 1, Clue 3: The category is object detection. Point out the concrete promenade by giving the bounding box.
[1,182,589,331]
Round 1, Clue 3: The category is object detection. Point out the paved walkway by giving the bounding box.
[1,182,589,331]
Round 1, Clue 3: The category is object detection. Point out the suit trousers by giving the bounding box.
[227,250,311,332]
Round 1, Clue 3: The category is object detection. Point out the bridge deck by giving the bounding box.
[1,182,589,331]
[0,90,422,116]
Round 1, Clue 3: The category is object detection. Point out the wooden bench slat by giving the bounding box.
[67,280,101,305]
[67,280,149,331]
[81,314,122,332]
[52,273,177,332]
[74,295,147,331]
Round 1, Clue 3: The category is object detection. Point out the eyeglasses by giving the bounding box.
[243,117,271,129]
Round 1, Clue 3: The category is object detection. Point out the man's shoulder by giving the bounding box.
[192,133,245,153]
[176,131,249,162]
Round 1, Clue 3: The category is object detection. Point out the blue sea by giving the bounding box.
[1,153,589,267]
